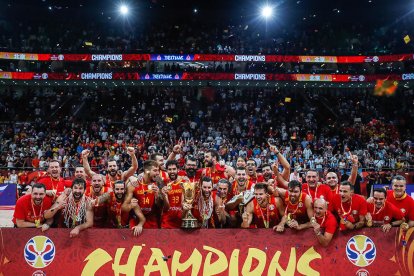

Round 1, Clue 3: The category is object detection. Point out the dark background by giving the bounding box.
[1,0,413,29]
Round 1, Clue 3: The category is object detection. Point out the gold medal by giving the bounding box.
[35,219,40,228]
[287,213,292,221]
[366,219,372,227]
[310,217,316,224]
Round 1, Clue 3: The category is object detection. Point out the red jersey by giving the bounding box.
[107,192,135,228]
[203,164,227,184]
[133,181,159,228]
[302,183,333,204]
[19,173,29,186]
[37,176,68,200]
[161,179,184,229]
[331,194,367,223]
[386,190,414,221]
[247,173,265,189]
[160,170,169,183]
[284,192,309,224]
[315,211,338,235]
[367,201,405,226]
[252,196,280,228]
[329,186,340,200]
[230,181,248,198]
[86,187,111,228]
[178,170,201,182]
[13,194,52,225]
[105,174,121,189]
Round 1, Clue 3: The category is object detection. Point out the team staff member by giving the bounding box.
[366,188,405,232]
[13,183,53,231]
[37,160,70,200]
[311,198,338,247]
[385,175,414,228]
[331,181,367,231]
[325,153,359,197]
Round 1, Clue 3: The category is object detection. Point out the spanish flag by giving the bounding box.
[374,80,398,96]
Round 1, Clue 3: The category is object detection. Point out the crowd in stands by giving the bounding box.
[0,86,412,186]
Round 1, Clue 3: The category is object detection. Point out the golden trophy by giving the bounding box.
[181,181,199,228]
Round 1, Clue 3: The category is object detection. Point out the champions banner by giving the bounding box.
[0,71,408,82]
[0,228,412,276]
[0,51,413,63]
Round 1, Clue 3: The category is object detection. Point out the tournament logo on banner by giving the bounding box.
[346,235,376,267]
[24,236,55,269]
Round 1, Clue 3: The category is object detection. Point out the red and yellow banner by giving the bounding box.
[0,228,412,275]
[0,72,406,82]
[0,51,413,63]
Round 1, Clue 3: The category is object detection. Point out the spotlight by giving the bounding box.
[261,6,273,19]
[119,5,129,15]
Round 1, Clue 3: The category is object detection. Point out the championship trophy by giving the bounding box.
[181,181,199,228]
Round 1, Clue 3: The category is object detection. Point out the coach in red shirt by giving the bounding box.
[366,187,405,232]
[386,175,414,228]
[331,181,367,231]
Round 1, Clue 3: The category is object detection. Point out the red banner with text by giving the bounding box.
[0,71,409,82]
[0,228,413,276]
[1,51,413,63]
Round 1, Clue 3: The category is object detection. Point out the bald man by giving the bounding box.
[311,198,338,247]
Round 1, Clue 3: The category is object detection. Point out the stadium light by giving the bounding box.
[119,5,129,15]
[261,5,273,19]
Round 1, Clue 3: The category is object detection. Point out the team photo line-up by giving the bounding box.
[13,143,414,247]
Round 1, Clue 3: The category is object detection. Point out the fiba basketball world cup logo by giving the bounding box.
[346,235,376,267]
[24,236,56,269]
